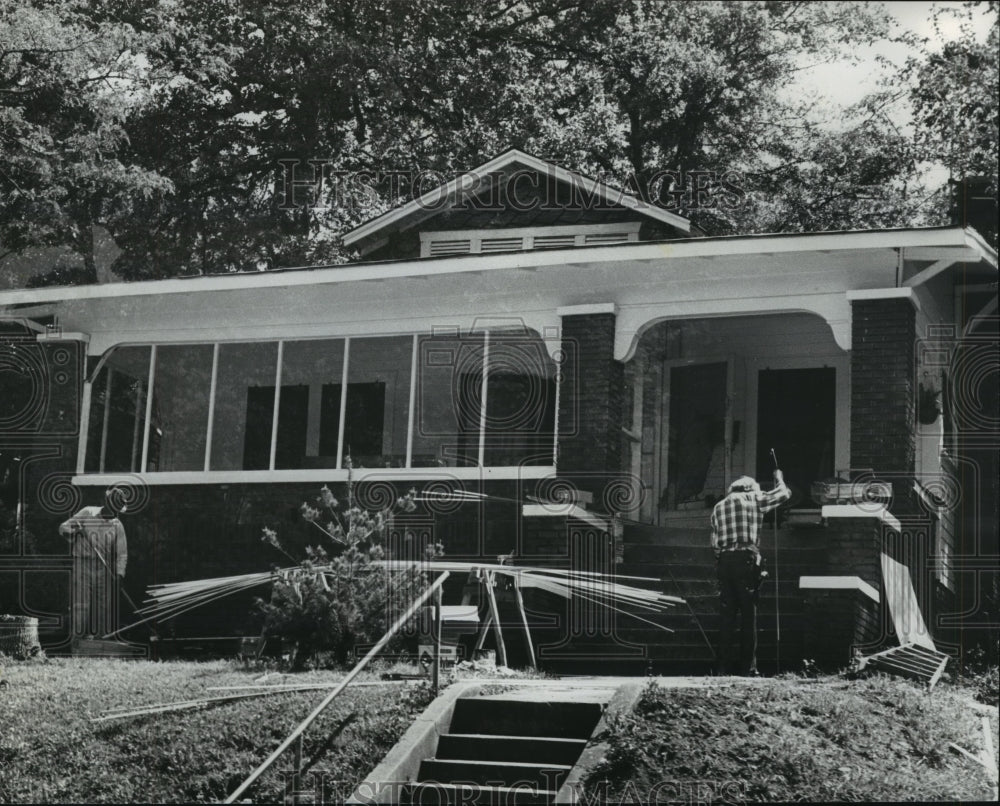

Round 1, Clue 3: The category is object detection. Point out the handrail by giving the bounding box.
[224,570,450,804]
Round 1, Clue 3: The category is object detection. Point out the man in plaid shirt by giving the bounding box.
[711,470,790,675]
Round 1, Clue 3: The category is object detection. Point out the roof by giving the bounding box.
[340,147,696,251]
[0,225,993,308]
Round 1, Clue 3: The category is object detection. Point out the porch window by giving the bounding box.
[147,344,214,471]
[210,342,279,470]
[84,346,152,473]
[82,329,556,476]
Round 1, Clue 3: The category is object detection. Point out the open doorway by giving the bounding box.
[756,367,836,508]
[660,362,728,513]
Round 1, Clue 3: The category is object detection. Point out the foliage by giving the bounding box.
[4,0,959,283]
[585,677,998,803]
[910,3,999,189]
[256,470,442,671]
[0,658,434,803]
[0,0,171,282]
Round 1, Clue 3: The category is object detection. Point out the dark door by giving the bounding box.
[756,367,836,508]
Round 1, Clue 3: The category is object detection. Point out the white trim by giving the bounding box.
[71,465,557,486]
[35,331,90,344]
[821,503,902,533]
[97,371,111,473]
[269,340,284,470]
[140,345,156,473]
[420,222,641,242]
[343,148,692,247]
[77,381,92,475]
[522,502,611,531]
[478,330,490,466]
[1,228,988,308]
[204,343,219,471]
[337,337,350,468]
[799,575,880,604]
[903,259,958,288]
[419,223,641,257]
[557,303,618,318]
[846,287,922,311]
[405,334,417,468]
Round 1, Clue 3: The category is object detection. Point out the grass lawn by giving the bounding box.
[584,675,999,803]
[0,657,435,804]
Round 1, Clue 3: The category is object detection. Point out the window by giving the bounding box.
[83,329,557,476]
[84,346,152,473]
[211,342,279,470]
[413,333,485,467]
[280,338,345,469]
[147,344,214,471]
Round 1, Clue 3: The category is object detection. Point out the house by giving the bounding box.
[1,149,997,671]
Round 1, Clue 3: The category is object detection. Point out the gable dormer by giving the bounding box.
[342,148,697,261]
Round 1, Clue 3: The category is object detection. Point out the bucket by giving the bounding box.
[0,615,42,659]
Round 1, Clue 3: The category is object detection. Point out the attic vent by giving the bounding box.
[533,235,577,249]
[428,239,472,256]
[419,222,642,258]
[480,237,523,253]
[583,232,631,245]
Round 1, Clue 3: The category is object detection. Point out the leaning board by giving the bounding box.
[880,553,936,651]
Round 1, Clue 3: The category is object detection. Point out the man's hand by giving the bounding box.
[773,469,784,484]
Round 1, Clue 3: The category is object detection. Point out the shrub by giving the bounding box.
[256,465,443,671]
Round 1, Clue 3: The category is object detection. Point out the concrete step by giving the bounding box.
[622,523,822,551]
[435,734,587,766]
[620,545,825,566]
[448,698,602,739]
[407,781,557,805]
[418,759,571,790]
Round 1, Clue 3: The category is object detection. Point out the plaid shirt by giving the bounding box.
[710,482,791,556]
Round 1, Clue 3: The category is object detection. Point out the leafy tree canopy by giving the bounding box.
[1,0,995,284]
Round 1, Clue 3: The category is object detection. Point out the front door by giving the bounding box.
[659,362,729,516]
[756,367,836,508]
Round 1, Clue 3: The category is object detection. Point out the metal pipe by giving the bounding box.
[224,571,450,804]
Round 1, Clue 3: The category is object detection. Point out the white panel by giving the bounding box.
[880,553,936,651]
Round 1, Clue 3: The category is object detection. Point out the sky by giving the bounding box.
[790,1,996,186]
[796,1,995,112]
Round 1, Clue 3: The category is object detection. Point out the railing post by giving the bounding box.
[290,733,304,806]
[432,584,442,695]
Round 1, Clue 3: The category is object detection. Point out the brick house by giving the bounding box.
[1,149,997,671]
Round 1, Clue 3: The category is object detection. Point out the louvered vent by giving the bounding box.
[583,232,631,245]
[428,239,472,256]
[480,237,523,253]
[533,235,577,249]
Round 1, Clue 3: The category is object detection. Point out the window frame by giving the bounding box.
[75,329,558,484]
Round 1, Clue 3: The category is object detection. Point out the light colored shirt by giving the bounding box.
[59,506,127,576]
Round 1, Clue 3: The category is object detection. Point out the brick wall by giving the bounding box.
[850,297,917,511]
[557,312,625,500]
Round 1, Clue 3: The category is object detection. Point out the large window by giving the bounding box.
[83,329,557,475]
[85,346,152,473]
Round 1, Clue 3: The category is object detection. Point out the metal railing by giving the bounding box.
[224,570,449,804]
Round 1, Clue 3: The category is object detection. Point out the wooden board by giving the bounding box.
[880,553,936,650]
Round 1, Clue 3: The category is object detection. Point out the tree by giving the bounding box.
[2,1,944,282]
[909,2,998,245]
[0,0,170,284]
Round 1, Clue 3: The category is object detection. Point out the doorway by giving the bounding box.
[756,367,836,508]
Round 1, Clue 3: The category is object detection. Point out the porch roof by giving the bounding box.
[0,225,993,308]
[1,225,994,359]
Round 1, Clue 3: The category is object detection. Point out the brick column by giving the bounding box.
[850,295,917,511]
[556,309,625,503]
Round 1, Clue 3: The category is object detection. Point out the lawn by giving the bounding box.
[584,675,999,803]
[0,657,435,804]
